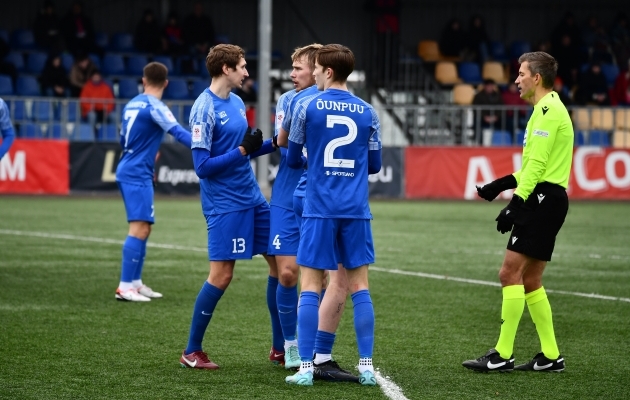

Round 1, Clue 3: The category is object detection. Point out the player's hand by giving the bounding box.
[495,194,524,234]
[477,174,517,202]
[272,134,279,149]
[239,127,263,155]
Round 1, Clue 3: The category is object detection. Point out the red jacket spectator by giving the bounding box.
[79,71,114,118]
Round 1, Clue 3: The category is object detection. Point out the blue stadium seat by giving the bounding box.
[5,51,25,72]
[55,101,80,122]
[118,78,140,99]
[126,55,148,76]
[153,56,175,74]
[19,123,44,138]
[110,33,134,52]
[183,104,192,123]
[588,130,611,146]
[88,53,101,70]
[199,59,209,78]
[0,75,13,95]
[601,64,619,87]
[190,79,208,99]
[457,62,482,85]
[574,131,585,146]
[95,32,109,50]
[47,123,65,139]
[60,53,73,72]
[10,29,35,50]
[491,130,512,146]
[16,76,40,96]
[97,124,119,141]
[6,100,26,121]
[489,41,508,62]
[515,130,525,146]
[509,40,531,59]
[71,123,95,141]
[164,79,188,100]
[32,100,53,121]
[168,104,182,122]
[26,52,48,74]
[102,54,125,75]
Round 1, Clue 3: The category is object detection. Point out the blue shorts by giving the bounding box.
[267,205,300,256]
[293,195,304,229]
[205,202,270,261]
[117,182,154,224]
[297,218,374,270]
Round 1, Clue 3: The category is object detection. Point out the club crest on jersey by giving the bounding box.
[240,109,246,119]
[192,125,202,142]
[218,111,228,119]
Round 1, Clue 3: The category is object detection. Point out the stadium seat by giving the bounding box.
[0,75,13,95]
[482,61,507,84]
[515,129,525,146]
[574,131,586,146]
[615,108,630,130]
[164,79,189,100]
[101,54,125,75]
[458,62,482,85]
[47,123,65,139]
[199,59,210,78]
[16,76,40,96]
[5,51,25,72]
[110,33,134,52]
[56,101,80,122]
[26,52,48,74]
[32,100,53,121]
[613,130,630,148]
[572,108,590,131]
[491,130,512,146]
[96,124,119,142]
[126,55,148,76]
[417,40,444,62]
[435,61,461,85]
[452,84,476,105]
[118,78,140,99]
[488,41,508,62]
[591,108,614,130]
[88,53,101,70]
[10,29,35,50]
[190,79,209,99]
[588,130,611,146]
[153,56,175,74]
[509,40,531,59]
[168,104,182,122]
[60,53,74,72]
[7,100,26,121]
[70,123,95,141]
[600,64,619,87]
[183,104,192,123]
[19,122,44,138]
[95,32,109,50]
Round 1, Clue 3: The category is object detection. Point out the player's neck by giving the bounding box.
[210,78,233,99]
[143,87,163,99]
[530,87,552,106]
[325,81,348,91]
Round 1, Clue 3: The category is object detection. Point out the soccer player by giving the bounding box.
[463,51,573,373]
[284,44,382,386]
[180,44,277,370]
[114,62,191,302]
[0,98,15,160]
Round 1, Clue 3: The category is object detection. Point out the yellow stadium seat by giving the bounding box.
[435,61,461,85]
[613,130,630,148]
[615,108,630,130]
[481,61,507,84]
[417,40,442,62]
[591,108,614,130]
[572,108,590,131]
[452,84,476,105]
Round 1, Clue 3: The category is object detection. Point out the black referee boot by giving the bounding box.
[462,348,514,372]
[514,352,565,372]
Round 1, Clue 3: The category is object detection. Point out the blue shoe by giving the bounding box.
[359,370,376,386]
[285,370,314,386]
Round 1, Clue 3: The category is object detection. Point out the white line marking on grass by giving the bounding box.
[375,369,409,400]
[370,267,630,303]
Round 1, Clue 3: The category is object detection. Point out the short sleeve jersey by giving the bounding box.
[514,91,574,200]
[270,86,317,209]
[190,88,266,215]
[0,99,13,132]
[289,89,382,219]
[116,94,179,185]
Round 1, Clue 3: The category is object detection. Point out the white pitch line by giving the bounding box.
[375,369,409,400]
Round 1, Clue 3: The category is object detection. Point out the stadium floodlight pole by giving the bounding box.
[256,0,272,194]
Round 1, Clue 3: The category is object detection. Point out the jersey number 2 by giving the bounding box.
[324,115,357,168]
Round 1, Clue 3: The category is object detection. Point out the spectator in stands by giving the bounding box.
[611,59,630,106]
[365,0,401,84]
[552,33,583,90]
[0,37,18,85]
[473,78,504,133]
[182,1,216,56]
[134,8,163,55]
[163,12,185,56]
[501,82,528,132]
[553,77,573,106]
[79,69,114,126]
[467,15,490,63]
[551,12,583,52]
[610,13,630,70]
[60,0,95,57]
[34,0,63,53]
[40,53,70,97]
[69,52,96,97]
[582,16,613,64]
[574,62,611,106]
[439,18,467,59]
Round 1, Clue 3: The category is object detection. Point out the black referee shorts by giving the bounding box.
[507,182,568,261]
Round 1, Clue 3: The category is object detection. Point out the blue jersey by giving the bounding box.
[116,94,179,185]
[270,86,317,209]
[289,89,381,219]
[0,99,12,131]
[0,98,14,159]
[190,88,266,215]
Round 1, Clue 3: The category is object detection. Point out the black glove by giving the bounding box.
[495,194,524,234]
[239,127,263,155]
[272,134,279,149]
[476,174,518,202]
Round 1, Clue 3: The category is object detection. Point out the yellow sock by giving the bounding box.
[495,285,525,359]
[526,287,560,359]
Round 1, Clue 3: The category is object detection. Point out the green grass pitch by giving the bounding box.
[0,196,629,399]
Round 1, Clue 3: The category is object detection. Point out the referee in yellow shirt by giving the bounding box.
[463,52,573,373]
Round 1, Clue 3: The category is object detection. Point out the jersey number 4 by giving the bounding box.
[272,234,281,250]
[324,115,357,168]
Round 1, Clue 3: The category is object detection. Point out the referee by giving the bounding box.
[463,52,573,373]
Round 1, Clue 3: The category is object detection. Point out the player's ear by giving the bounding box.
[141,77,147,87]
[163,79,169,89]
[222,64,230,76]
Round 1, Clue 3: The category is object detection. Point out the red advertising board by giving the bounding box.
[405,146,630,200]
[0,139,69,195]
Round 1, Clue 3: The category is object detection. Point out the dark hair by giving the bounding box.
[205,44,245,78]
[517,51,558,89]
[291,43,322,72]
[143,61,168,86]
[315,44,355,83]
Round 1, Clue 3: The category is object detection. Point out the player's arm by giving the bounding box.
[286,141,307,169]
[277,127,289,148]
[193,127,263,179]
[168,125,192,147]
[250,138,276,158]
[286,103,308,169]
[367,106,383,174]
[151,105,191,147]
[0,102,15,159]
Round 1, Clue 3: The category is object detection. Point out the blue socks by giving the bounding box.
[120,236,144,284]
[185,282,224,354]
[267,276,284,350]
[277,283,298,341]
[133,238,147,281]
[314,330,336,356]
[297,291,320,362]
[351,290,375,358]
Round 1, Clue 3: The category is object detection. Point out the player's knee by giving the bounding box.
[278,266,298,286]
